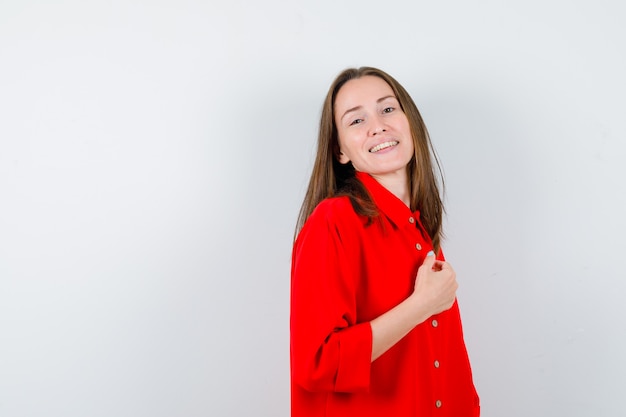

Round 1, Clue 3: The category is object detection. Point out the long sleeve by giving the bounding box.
[290,199,372,393]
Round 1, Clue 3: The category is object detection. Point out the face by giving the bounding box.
[334,75,414,180]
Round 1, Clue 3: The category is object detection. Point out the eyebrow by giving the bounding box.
[340,95,397,121]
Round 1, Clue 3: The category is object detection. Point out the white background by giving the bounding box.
[1,1,625,416]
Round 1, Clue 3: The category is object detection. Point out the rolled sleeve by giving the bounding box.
[335,322,372,392]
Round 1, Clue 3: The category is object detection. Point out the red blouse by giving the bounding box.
[290,172,479,416]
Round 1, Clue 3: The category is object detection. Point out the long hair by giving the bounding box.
[295,67,445,252]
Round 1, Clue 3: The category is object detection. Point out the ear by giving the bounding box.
[338,150,350,164]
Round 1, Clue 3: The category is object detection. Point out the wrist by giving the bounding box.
[406,292,431,326]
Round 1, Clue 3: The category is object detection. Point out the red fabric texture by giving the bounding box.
[290,172,479,416]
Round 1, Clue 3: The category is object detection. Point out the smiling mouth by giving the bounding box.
[369,141,399,153]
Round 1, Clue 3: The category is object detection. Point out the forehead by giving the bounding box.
[334,76,395,114]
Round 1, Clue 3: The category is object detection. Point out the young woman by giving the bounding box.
[290,67,479,416]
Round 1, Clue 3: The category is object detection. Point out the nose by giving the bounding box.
[370,117,387,135]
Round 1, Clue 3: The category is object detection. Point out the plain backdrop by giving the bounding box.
[1,1,625,416]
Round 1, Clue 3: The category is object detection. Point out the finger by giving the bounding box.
[436,260,453,272]
[431,260,444,272]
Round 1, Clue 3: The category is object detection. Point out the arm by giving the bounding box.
[291,202,458,391]
[370,252,458,361]
[291,203,373,393]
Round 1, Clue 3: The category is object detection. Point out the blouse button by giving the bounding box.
[432,319,438,328]
[408,217,415,224]
[415,243,422,250]
[434,360,440,368]
[435,400,442,408]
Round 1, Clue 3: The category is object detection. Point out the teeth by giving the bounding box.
[369,141,398,153]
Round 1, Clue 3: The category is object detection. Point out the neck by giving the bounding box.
[371,171,410,207]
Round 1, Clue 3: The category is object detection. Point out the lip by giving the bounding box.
[369,140,399,153]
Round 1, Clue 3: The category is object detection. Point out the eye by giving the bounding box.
[349,118,364,126]
[382,107,395,114]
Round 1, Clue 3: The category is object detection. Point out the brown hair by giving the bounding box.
[295,67,445,252]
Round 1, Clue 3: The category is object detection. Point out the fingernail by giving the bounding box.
[427,250,434,257]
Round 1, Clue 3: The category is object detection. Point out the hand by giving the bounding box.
[410,252,458,317]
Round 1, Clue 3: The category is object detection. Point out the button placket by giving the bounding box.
[431,313,442,411]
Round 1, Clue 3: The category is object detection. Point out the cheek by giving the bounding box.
[401,121,414,147]
[400,118,411,133]
[337,131,352,152]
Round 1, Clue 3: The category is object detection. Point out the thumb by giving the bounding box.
[422,250,437,267]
